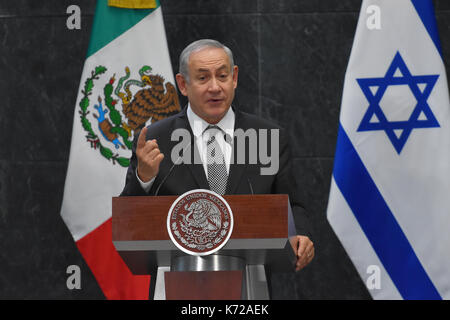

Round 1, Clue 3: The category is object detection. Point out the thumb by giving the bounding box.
[297,236,308,257]
[154,152,165,167]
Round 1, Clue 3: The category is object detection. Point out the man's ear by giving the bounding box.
[232,65,239,89]
[176,73,188,96]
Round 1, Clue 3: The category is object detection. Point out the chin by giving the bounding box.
[205,110,227,123]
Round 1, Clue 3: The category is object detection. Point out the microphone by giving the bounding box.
[247,177,254,195]
[223,132,233,145]
[154,140,192,196]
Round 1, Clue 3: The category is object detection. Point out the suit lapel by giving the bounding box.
[226,109,248,194]
[186,146,210,190]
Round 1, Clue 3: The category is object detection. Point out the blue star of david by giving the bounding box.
[357,51,440,154]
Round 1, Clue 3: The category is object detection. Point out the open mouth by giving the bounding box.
[208,98,224,104]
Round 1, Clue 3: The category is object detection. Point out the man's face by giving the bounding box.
[176,47,239,124]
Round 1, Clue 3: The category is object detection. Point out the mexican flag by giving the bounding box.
[61,0,180,299]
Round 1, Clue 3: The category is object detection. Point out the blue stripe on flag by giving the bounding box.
[332,124,442,300]
[411,0,443,58]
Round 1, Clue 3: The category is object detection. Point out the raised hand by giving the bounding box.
[136,127,164,182]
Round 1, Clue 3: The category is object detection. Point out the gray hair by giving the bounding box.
[179,39,235,83]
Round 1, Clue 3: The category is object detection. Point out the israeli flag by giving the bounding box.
[327,0,450,299]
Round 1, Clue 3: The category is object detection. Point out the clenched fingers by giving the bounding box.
[136,128,164,182]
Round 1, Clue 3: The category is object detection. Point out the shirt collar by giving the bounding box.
[187,103,235,138]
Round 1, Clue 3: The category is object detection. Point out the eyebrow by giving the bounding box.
[196,65,229,72]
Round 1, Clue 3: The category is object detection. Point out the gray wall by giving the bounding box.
[0,0,448,299]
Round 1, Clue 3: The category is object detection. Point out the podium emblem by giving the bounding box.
[167,189,234,256]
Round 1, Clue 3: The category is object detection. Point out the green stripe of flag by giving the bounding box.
[87,0,160,58]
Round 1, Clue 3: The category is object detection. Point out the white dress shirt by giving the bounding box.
[137,104,235,193]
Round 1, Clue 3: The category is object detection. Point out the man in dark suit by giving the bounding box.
[121,39,314,271]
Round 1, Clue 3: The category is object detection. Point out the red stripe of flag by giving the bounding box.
[76,218,150,300]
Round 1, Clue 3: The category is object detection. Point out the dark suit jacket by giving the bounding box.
[120,106,311,237]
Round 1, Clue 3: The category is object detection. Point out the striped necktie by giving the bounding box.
[204,125,228,195]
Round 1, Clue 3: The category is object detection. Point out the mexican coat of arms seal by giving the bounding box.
[167,190,234,256]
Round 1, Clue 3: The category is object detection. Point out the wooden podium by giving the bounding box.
[112,194,296,300]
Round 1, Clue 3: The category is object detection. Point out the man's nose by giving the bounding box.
[208,77,221,92]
